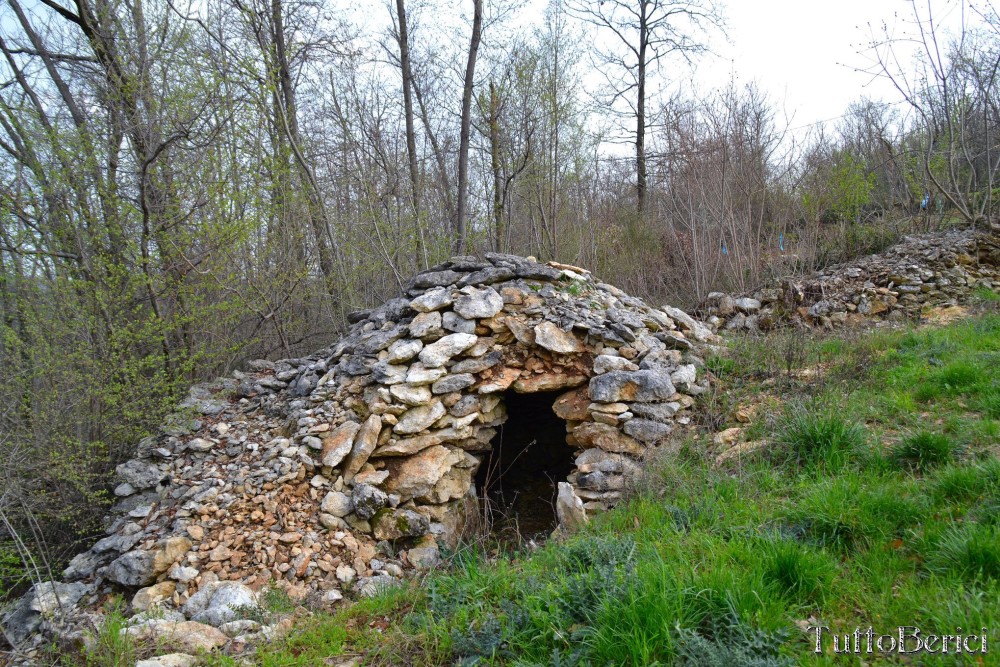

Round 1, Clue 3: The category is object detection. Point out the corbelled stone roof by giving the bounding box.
[2,253,717,654]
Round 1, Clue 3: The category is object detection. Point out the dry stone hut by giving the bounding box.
[2,254,718,650]
[307,253,716,543]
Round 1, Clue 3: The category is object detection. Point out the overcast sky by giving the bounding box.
[495,0,973,138]
[650,0,972,134]
[336,0,973,139]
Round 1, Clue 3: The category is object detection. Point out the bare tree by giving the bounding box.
[455,0,483,253]
[390,0,426,266]
[568,0,724,216]
[868,0,1000,227]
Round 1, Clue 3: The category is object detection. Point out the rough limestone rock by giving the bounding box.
[135,654,198,667]
[124,620,229,653]
[3,252,719,653]
[321,491,353,517]
[132,581,176,612]
[698,228,1000,332]
[589,370,676,403]
[556,482,588,532]
[182,581,258,627]
[104,536,191,587]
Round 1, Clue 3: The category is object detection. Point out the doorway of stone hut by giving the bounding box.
[474,389,574,543]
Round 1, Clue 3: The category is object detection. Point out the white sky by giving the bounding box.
[508,0,975,137]
[699,0,906,131]
[3,0,975,138]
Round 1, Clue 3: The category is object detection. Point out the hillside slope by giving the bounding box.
[229,295,1000,666]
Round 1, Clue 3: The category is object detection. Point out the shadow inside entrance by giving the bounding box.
[474,389,574,543]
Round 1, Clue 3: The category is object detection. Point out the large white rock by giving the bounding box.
[534,321,583,353]
[410,287,454,312]
[385,338,423,363]
[342,414,382,481]
[124,620,228,653]
[321,491,353,517]
[135,653,198,667]
[409,311,444,338]
[592,354,638,374]
[556,482,588,531]
[321,421,360,468]
[393,401,447,434]
[418,333,477,368]
[182,581,258,627]
[390,383,433,406]
[406,363,447,385]
[453,286,504,319]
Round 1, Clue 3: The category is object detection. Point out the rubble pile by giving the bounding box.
[3,253,716,661]
[699,229,1000,331]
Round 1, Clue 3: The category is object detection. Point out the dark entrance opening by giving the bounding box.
[474,389,574,542]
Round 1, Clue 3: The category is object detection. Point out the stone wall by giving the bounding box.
[2,254,716,656]
[698,229,1000,332]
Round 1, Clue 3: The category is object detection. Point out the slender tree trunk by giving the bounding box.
[270,0,338,287]
[636,2,648,217]
[455,0,483,254]
[413,79,454,218]
[393,0,425,267]
[549,28,560,259]
[488,80,505,251]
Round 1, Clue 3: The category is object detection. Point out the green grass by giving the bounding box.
[772,406,868,470]
[890,430,959,471]
[239,314,1000,666]
[925,523,1000,582]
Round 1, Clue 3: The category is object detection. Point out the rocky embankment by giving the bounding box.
[698,228,1000,331]
[3,253,717,665]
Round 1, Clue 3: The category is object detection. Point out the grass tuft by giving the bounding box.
[925,523,1000,582]
[773,405,867,469]
[890,430,958,471]
[758,539,837,606]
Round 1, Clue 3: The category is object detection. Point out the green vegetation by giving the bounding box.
[212,312,999,665]
[890,431,958,471]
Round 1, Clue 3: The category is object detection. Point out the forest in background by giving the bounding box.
[1,0,998,596]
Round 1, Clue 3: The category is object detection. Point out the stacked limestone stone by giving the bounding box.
[699,229,1000,332]
[2,253,715,659]
[313,255,715,531]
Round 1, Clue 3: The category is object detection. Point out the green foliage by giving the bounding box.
[0,546,24,600]
[914,360,988,402]
[924,523,1000,582]
[974,387,1000,419]
[773,406,867,470]
[674,619,795,667]
[705,354,737,378]
[785,473,925,550]
[972,285,1000,303]
[76,598,139,667]
[828,153,876,224]
[890,431,958,471]
[758,539,836,606]
[931,462,993,502]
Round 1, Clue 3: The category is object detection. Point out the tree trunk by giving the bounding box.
[270,0,338,288]
[488,80,505,251]
[636,1,648,217]
[394,0,425,267]
[455,0,483,254]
